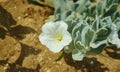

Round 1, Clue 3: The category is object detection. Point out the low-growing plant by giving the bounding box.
[38,0,120,61]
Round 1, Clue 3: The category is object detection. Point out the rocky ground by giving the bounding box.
[0,0,120,72]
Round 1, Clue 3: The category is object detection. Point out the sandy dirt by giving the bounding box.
[0,0,120,72]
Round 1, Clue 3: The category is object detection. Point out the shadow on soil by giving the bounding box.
[0,6,41,72]
[0,43,41,72]
[64,53,109,72]
[105,46,120,59]
[0,5,16,39]
[16,43,41,66]
[0,5,36,40]
[0,60,40,72]
[6,63,40,72]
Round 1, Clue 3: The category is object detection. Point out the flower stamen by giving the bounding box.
[56,35,63,41]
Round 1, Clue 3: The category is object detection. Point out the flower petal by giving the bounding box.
[39,21,72,53]
[55,21,68,32]
[42,22,55,34]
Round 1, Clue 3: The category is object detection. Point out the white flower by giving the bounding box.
[39,21,72,53]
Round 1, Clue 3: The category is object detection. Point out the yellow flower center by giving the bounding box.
[56,35,63,41]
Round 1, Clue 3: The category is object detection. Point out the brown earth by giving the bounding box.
[0,0,120,72]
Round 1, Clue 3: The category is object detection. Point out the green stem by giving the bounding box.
[55,51,64,61]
